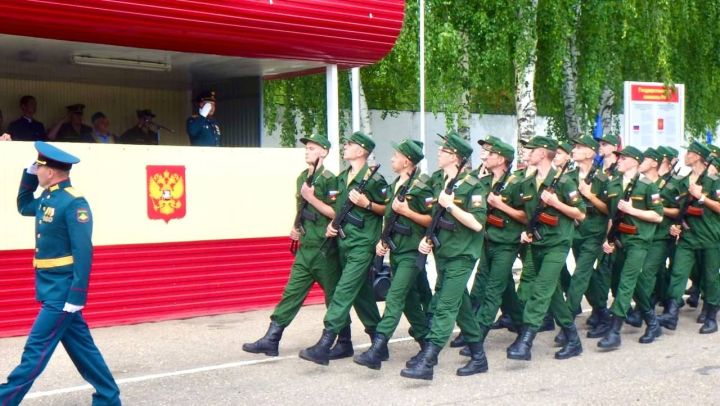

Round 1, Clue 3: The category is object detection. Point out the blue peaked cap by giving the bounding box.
[34,141,80,170]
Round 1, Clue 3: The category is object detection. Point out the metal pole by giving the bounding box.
[419,0,427,174]
[326,64,340,174]
[351,67,361,132]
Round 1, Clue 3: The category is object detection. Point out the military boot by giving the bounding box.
[699,305,718,334]
[242,321,284,356]
[353,333,389,370]
[400,342,442,380]
[406,340,438,368]
[639,309,662,344]
[538,313,556,332]
[553,329,567,348]
[587,308,612,338]
[658,299,680,330]
[491,313,515,331]
[555,324,583,360]
[598,316,624,350]
[366,331,389,361]
[456,342,489,376]
[450,333,466,348]
[686,286,700,308]
[625,307,642,328]
[460,325,489,357]
[328,325,354,360]
[299,329,337,365]
[586,308,600,328]
[506,326,537,361]
[696,302,708,324]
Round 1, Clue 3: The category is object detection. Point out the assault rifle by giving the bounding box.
[525,161,570,242]
[290,158,320,255]
[674,162,710,231]
[415,158,468,272]
[605,173,640,250]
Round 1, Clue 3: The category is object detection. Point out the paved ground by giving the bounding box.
[0,301,718,405]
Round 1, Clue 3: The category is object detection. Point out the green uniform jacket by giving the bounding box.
[568,168,609,238]
[486,172,525,244]
[676,173,720,248]
[335,163,388,249]
[605,175,663,246]
[295,165,338,247]
[521,167,585,247]
[17,171,93,306]
[433,172,487,260]
[652,174,684,241]
[381,172,434,255]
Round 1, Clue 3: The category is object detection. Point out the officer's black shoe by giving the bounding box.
[699,305,718,334]
[658,299,680,330]
[405,340,438,368]
[639,309,662,344]
[686,290,700,308]
[625,308,642,328]
[538,314,555,332]
[457,342,489,376]
[400,342,442,381]
[328,325,354,360]
[555,324,582,360]
[450,333,466,348]
[242,321,284,356]
[491,313,514,330]
[553,329,567,348]
[353,333,389,370]
[598,316,624,350]
[586,308,600,328]
[586,308,612,338]
[697,302,708,324]
[506,326,537,361]
[299,329,337,366]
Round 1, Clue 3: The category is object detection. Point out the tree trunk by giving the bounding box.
[515,0,539,148]
[457,33,472,141]
[562,1,582,140]
[598,86,615,137]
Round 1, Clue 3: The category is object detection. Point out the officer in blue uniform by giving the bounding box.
[186,90,221,146]
[0,142,121,406]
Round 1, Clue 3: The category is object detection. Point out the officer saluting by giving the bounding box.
[0,142,121,406]
[187,90,221,146]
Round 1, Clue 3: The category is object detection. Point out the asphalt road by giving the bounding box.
[1,301,718,405]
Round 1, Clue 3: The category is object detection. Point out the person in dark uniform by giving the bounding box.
[0,141,121,406]
[47,104,93,143]
[187,90,221,146]
[119,110,159,145]
[7,95,46,141]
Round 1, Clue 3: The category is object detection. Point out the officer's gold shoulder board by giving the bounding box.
[63,187,83,198]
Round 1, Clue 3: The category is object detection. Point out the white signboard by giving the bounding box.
[623,81,684,152]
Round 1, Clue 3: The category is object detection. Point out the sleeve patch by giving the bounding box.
[76,208,90,223]
[471,194,483,207]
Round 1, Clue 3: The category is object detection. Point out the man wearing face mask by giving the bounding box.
[187,90,221,147]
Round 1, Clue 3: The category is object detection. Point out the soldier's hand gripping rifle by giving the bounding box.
[290,158,320,255]
[674,161,709,233]
[320,164,381,255]
[605,173,640,250]
[415,158,468,272]
[525,161,570,242]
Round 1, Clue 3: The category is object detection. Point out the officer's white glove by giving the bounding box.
[199,102,213,118]
[26,161,40,175]
[63,303,84,313]
[0,133,11,141]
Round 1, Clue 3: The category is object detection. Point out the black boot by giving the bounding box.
[366,331,389,361]
[538,313,556,332]
[460,325,489,357]
[299,329,337,365]
[506,326,537,361]
[625,307,642,328]
[449,333,466,348]
[327,325,353,360]
[405,340,438,368]
[658,299,680,330]
[686,287,700,308]
[598,316,624,350]
[697,302,708,324]
[491,313,514,331]
[639,309,662,344]
[400,342,442,380]
[553,329,567,348]
[555,324,583,359]
[587,308,612,338]
[699,305,718,334]
[586,308,600,328]
[456,342,489,376]
[242,321,284,356]
[353,333,389,370]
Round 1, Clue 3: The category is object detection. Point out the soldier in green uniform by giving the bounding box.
[400,133,487,380]
[596,146,663,349]
[243,134,340,357]
[354,139,433,370]
[653,146,681,312]
[555,135,609,347]
[506,136,586,361]
[299,132,386,365]
[659,141,720,334]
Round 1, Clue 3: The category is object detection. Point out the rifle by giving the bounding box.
[415,158,468,271]
[368,168,417,299]
[290,158,320,255]
[491,162,514,196]
[320,164,381,254]
[525,161,570,242]
[674,162,710,232]
[605,173,640,250]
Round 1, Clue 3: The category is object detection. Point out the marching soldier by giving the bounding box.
[299,132,386,365]
[659,141,720,334]
[400,133,487,380]
[506,136,586,361]
[243,134,340,357]
[354,139,432,370]
[653,146,681,313]
[597,146,663,350]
